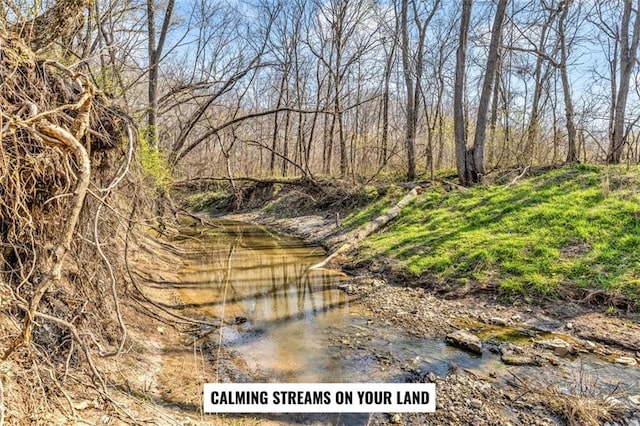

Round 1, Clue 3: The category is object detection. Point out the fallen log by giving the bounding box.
[310,186,423,270]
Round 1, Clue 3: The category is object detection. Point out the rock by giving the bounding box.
[518,328,539,338]
[73,400,92,410]
[566,322,573,330]
[470,398,483,409]
[604,396,624,406]
[156,326,165,334]
[535,337,572,353]
[543,354,560,366]
[629,394,640,405]
[583,340,597,352]
[511,314,522,322]
[501,353,542,366]
[490,317,508,326]
[391,413,402,424]
[337,283,354,294]
[601,347,614,355]
[234,316,248,324]
[500,343,542,366]
[446,330,483,354]
[573,313,640,352]
[554,345,570,357]
[615,356,637,366]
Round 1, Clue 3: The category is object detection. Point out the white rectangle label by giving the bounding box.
[203,383,435,413]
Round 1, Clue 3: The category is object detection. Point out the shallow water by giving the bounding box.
[165,221,640,413]
[171,221,368,380]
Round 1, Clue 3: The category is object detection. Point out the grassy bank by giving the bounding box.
[353,165,640,303]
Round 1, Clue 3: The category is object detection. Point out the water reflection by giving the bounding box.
[169,221,368,383]
[172,222,348,325]
[165,221,640,408]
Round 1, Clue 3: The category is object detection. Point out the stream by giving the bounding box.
[159,220,640,423]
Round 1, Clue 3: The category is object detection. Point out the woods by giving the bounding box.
[2,0,639,187]
[3,1,640,425]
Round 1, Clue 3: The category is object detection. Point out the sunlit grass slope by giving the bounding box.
[355,165,640,301]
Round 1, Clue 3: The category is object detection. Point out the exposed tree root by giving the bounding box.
[3,74,93,357]
[0,31,146,422]
[560,287,636,312]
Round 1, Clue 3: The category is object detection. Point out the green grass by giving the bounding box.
[358,165,640,302]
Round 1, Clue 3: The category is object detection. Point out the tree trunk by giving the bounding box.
[270,71,288,174]
[400,0,439,180]
[525,5,557,164]
[146,0,174,147]
[608,0,640,164]
[323,74,334,175]
[379,40,395,168]
[310,186,423,270]
[454,0,473,185]
[488,53,502,168]
[400,0,417,180]
[559,0,578,163]
[282,110,291,177]
[472,0,508,179]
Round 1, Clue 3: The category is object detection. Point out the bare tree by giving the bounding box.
[471,0,508,180]
[377,10,398,168]
[558,0,578,163]
[608,0,640,163]
[25,0,640,183]
[455,0,507,186]
[308,0,378,177]
[146,0,175,146]
[422,12,456,179]
[399,0,440,180]
[454,0,473,185]
[522,2,559,164]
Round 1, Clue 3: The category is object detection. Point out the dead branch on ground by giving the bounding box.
[310,186,423,270]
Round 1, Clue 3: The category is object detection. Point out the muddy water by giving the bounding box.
[171,221,366,382]
[167,221,640,412]
[170,222,463,385]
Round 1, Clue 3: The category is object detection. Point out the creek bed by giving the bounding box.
[155,221,640,423]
